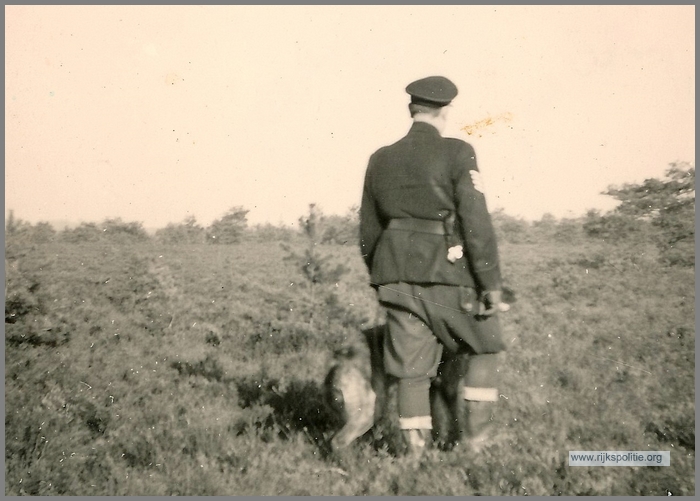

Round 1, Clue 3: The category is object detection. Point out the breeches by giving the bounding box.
[382,304,442,420]
[378,282,505,422]
[377,282,506,354]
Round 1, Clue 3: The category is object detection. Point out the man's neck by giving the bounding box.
[413,115,445,135]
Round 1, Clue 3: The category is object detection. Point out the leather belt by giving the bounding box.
[387,218,446,235]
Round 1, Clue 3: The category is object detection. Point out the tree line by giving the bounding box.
[6,162,694,267]
[5,207,252,246]
[5,204,360,247]
[489,162,694,267]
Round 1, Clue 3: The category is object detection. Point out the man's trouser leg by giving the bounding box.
[463,352,500,451]
[382,301,442,457]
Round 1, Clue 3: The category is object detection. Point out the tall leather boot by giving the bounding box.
[465,400,495,453]
[463,353,500,453]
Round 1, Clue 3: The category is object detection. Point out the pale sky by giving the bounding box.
[5,5,695,229]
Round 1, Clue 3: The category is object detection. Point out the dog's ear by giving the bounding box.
[361,325,376,341]
[362,324,387,343]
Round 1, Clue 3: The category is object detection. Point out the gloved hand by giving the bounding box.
[479,290,504,317]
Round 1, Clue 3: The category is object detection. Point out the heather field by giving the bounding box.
[4,227,694,496]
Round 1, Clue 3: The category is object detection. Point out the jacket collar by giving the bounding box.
[409,120,442,136]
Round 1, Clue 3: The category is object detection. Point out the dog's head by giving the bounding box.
[332,344,362,361]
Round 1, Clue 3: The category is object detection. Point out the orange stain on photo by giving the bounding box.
[461,112,514,137]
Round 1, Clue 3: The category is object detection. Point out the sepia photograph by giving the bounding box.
[4,4,695,495]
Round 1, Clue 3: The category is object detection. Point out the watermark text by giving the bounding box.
[569,451,670,467]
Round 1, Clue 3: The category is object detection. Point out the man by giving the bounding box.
[359,76,506,457]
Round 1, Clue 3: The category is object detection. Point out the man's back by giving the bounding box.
[367,122,463,220]
[360,122,500,291]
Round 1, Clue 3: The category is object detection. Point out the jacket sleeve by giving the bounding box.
[359,156,384,272]
[452,142,502,292]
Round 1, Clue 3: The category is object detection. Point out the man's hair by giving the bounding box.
[409,102,443,118]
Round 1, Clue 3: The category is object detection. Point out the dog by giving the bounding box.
[324,324,471,452]
[324,287,515,452]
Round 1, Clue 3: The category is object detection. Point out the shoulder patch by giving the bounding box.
[469,169,485,193]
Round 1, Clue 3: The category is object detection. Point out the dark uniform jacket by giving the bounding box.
[360,121,501,293]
